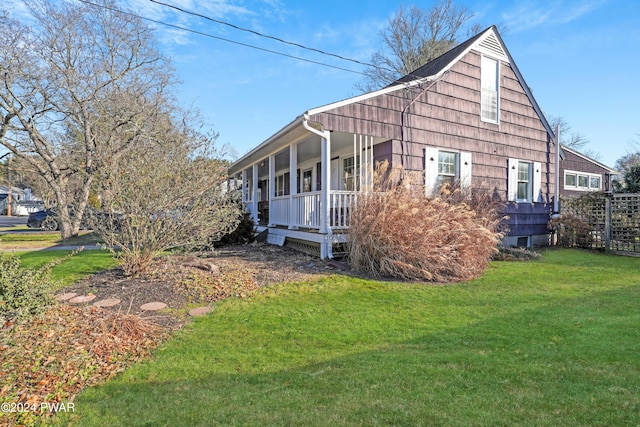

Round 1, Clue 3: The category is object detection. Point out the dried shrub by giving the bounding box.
[548,213,593,248]
[348,162,503,282]
[192,206,256,251]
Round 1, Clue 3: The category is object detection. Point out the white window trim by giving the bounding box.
[563,170,602,192]
[301,168,313,193]
[425,147,472,196]
[274,173,286,197]
[341,155,361,191]
[481,55,500,125]
[508,158,542,203]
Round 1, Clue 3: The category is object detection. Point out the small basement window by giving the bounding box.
[516,236,530,248]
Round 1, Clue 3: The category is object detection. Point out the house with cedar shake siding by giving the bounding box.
[559,144,616,196]
[229,26,558,258]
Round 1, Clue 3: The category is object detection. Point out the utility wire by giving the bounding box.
[77,0,367,76]
[147,0,430,84]
[148,0,377,70]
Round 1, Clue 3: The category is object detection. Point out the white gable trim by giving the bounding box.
[307,76,435,116]
[487,30,555,140]
[474,31,509,62]
[308,27,503,117]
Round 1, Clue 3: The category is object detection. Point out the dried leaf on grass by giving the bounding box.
[0,305,165,426]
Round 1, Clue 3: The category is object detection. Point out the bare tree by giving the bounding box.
[89,111,241,276]
[548,115,590,150]
[357,1,472,92]
[0,0,172,238]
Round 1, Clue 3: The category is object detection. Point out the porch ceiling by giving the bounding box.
[229,123,385,176]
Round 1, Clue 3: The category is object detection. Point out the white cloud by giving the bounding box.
[116,0,261,46]
[501,0,607,32]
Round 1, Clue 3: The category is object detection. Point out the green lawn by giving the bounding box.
[17,249,116,287]
[0,230,101,249]
[1,230,113,287]
[57,249,639,426]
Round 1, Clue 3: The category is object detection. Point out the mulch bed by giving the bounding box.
[0,243,341,426]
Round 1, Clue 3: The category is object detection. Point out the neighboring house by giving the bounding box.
[559,145,616,196]
[228,26,559,258]
[0,185,27,202]
[0,185,41,215]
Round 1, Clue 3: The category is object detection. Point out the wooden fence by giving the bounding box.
[561,193,640,254]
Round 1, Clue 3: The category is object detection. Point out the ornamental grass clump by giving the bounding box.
[348,162,503,282]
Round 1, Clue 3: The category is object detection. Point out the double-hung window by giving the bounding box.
[343,156,360,191]
[517,162,531,201]
[437,151,460,189]
[481,56,499,123]
[425,147,472,195]
[508,158,541,203]
[274,174,286,197]
[302,169,313,192]
[274,172,291,197]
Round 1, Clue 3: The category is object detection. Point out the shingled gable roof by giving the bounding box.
[308,26,555,140]
[230,26,556,174]
[391,27,489,85]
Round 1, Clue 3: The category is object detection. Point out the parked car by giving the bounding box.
[27,208,59,230]
[27,207,122,231]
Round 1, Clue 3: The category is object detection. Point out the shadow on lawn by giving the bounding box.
[56,283,640,427]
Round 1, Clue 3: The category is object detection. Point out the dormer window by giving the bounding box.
[481,56,499,123]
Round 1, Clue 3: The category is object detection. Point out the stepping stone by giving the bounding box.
[55,292,77,302]
[68,294,96,304]
[93,298,121,308]
[188,307,212,317]
[140,302,167,311]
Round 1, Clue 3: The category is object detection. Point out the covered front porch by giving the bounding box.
[228,117,383,258]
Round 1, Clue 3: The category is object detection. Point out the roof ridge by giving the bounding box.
[391,26,494,85]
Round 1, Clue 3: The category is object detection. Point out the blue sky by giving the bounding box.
[10,0,640,168]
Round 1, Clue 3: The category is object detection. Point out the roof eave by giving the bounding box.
[228,115,304,175]
[560,144,617,173]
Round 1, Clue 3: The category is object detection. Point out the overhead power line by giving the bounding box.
[148,0,377,70]
[76,0,367,76]
[147,1,431,84]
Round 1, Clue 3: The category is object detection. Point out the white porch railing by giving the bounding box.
[330,191,358,229]
[270,196,290,226]
[245,191,360,230]
[293,192,322,229]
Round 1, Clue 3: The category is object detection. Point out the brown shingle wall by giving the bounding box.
[309,50,555,238]
[311,51,553,200]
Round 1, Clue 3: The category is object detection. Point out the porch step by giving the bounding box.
[267,233,286,246]
[331,242,349,259]
[255,228,269,242]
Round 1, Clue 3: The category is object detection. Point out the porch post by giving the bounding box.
[319,131,331,234]
[289,143,298,229]
[268,155,275,227]
[241,169,247,203]
[252,163,259,223]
